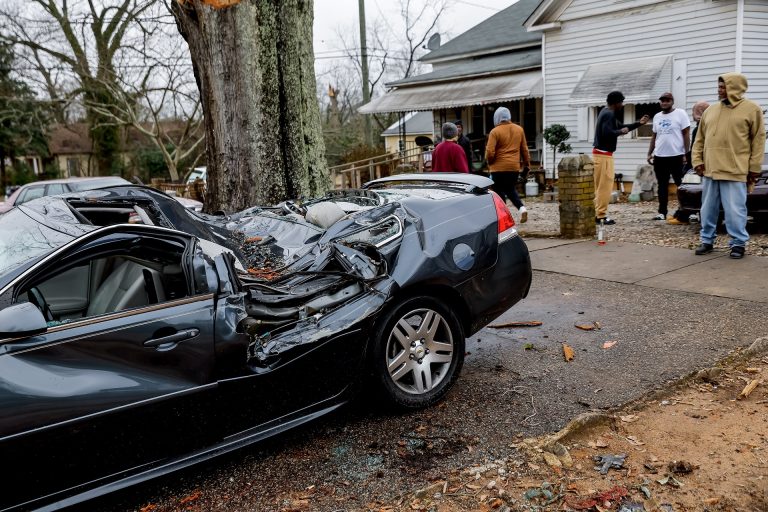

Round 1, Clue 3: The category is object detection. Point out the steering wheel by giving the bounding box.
[27,287,54,322]
[281,200,307,216]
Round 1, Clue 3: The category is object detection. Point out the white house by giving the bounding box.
[525,0,768,180]
[360,0,545,164]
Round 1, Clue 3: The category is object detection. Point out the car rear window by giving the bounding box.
[68,177,129,191]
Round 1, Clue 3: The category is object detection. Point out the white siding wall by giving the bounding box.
[742,0,768,112]
[543,0,741,178]
[560,0,667,21]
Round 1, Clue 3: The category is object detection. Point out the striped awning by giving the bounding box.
[358,70,542,114]
[569,55,673,107]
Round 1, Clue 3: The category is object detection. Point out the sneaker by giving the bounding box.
[519,206,528,224]
[730,246,745,259]
[595,217,616,225]
[689,213,700,223]
[652,213,666,220]
[666,217,688,225]
[694,243,714,255]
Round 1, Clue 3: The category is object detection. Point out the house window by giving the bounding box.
[634,103,662,138]
[66,158,81,177]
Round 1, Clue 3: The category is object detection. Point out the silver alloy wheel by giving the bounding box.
[385,308,454,395]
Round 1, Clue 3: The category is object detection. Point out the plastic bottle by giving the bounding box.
[597,219,606,246]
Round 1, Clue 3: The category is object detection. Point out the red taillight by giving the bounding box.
[491,191,515,233]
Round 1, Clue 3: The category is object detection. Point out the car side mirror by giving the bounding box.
[0,303,48,338]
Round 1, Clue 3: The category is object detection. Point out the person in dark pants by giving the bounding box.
[669,100,710,224]
[646,92,690,221]
[484,107,530,223]
[455,120,473,170]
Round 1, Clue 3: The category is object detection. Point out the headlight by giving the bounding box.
[681,173,702,185]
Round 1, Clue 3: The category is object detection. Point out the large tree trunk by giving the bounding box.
[173,0,329,213]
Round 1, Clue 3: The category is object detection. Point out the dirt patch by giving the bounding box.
[367,354,768,512]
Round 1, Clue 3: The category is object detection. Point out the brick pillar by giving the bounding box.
[558,154,596,238]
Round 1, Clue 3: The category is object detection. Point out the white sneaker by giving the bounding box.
[519,206,528,223]
[652,213,665,220]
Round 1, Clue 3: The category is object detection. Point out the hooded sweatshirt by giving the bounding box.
[692,73,765,181]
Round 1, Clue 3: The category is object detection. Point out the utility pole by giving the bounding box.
[358,0,372,146]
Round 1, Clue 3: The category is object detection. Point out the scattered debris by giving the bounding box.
[575,322,601,331]
[738,379,760,399]
[563,343,575,361]
[524,343,535,351]
[695,367,723,383]
[563,485,628,510]
[602,340,618,349]
[588,437,610,449]
[593,453,627,474]
[657,474,684,488]
[489,320,543,328]
[523,482,561,506]
[668,460,695,474]
[620,414,640,423]
[542,451,562,468]
[618,503,646,512]
[626,435,645,446]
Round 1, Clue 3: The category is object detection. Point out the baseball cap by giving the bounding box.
[659,92,674,101]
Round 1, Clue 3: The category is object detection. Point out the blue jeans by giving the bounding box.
[699,177,749,247]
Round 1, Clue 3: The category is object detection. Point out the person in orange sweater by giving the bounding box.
[484,107,530,222]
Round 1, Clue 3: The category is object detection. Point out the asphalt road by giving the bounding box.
[90,267,768,512]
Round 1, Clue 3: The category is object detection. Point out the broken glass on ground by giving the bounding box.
[594,453,627,474]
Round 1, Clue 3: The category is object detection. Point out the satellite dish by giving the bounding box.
[427,33,441,51]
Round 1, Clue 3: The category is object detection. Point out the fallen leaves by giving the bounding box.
[575,321,601,331]
[562,343,575,361]
[179,490,201,505]
[602,340,618,349]
[489,320,543,328]
[738,379,760,399]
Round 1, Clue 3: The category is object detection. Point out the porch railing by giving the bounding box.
[328,145,429,189]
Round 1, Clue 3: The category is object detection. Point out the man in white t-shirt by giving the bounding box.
[646,92,691,220]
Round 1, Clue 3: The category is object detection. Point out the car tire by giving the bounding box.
[371,296,465,410]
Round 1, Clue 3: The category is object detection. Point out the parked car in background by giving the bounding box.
[185,165,207,184]
[0,173,531,511]
[0,176,130,213]
[677,155,768,224]
[0,176,204,214]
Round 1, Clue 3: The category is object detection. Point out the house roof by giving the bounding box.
[569,55,673,106]
[48,123,92,155]
[420,0,541,63]
[359,69,542,114]
[523,0,572,29]
[387,49,541,87]
[381,111,434,136]
[47,121,203,156]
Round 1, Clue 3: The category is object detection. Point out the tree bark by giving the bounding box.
[173,0,329,212]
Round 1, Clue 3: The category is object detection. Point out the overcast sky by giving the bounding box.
[313,0,518,58]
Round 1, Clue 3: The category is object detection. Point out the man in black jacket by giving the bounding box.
[593,91,650,224]
[455,120,473,170]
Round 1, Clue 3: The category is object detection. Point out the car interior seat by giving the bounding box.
[86,259,165,317]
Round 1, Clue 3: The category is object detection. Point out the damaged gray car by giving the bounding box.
[0,173,531,511]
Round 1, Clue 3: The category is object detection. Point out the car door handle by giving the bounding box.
[144,329,200,348]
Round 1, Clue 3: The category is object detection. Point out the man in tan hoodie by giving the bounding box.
[692,73,765,259]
